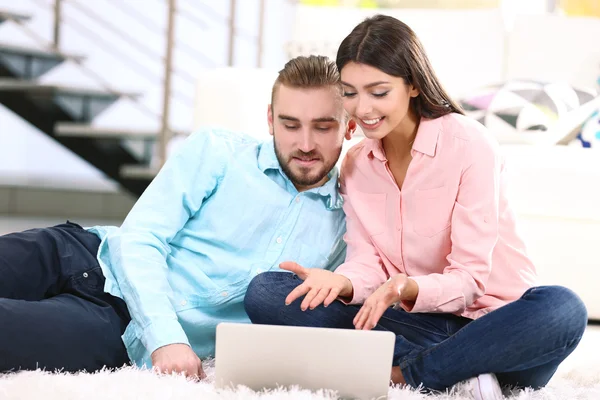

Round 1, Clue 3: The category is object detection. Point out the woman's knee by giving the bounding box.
[531,285,588,340]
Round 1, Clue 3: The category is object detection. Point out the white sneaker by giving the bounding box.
[465,373,504,400]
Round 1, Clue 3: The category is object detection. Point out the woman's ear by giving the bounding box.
[409,85,420,98]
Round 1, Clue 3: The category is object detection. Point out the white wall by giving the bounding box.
[0,0,294,191]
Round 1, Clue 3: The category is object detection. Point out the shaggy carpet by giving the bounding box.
[1,327,598,400]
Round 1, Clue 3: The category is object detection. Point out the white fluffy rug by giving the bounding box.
[1,327,599,400]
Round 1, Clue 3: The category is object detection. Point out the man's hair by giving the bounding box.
[271,55,342,106]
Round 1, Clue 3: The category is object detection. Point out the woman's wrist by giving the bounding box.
[338,275,354,299]
[399,278,419,302]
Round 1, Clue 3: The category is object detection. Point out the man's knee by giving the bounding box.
[244,272,298,323]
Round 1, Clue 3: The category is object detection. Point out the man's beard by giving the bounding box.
[273,135,341,188]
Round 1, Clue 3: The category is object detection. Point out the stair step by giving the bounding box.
[55,123,185,140]
[120,165,160,180]
[0,42,85,62]
[0,78,138,98]
[0,78,139,121]
[0,9,31,24]
[0,42,85,79]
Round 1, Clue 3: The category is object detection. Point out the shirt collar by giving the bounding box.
[366,117,442,161]
[257,137,280,172]
[257,138,343,211]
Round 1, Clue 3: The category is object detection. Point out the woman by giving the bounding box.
[244,15,587,398]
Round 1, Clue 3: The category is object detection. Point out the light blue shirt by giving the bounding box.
[88,128,346,366]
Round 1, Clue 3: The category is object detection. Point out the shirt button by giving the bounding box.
[276,237,282,244]
[180,300,187,306]
[83,272,89,278]
[295,197,301,203]
[221,291,228,297]
[256,268,263,275]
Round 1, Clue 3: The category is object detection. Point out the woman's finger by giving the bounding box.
[309,288,330,310]
[323,287,341,307]
[365,303,388,330]
[355,303,372,330]
[301,288,320,311]
[285,282,310,305]
[353,306,363,326]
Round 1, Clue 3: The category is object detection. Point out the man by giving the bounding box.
[0,55,355,378]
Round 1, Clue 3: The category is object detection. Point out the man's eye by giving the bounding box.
[316,126,331,132]
[285,125,299,130]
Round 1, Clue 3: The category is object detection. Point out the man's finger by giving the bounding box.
[185,364,199,378]
[279,262,307,278]
[301,288,320,311]
[323,287,341,307]
[309,288,330,310]
[198,361,207,380]
[285,282,310,305]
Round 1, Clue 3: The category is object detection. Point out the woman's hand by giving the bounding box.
[280,262,353,310]
[354,273,418,330]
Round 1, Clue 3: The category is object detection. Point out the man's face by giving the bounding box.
[268,84,354,192]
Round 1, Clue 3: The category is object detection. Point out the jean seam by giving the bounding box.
[379,314,450,339]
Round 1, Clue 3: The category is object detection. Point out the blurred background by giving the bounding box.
[0,0,599,318]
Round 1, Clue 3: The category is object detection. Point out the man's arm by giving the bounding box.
[105,131,226,356]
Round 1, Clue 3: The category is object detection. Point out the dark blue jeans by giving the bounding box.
[244,272,587,391]
[0,222,131,373]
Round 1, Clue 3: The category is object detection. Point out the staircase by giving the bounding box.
[0,0,263,199]
[0,10,162,197]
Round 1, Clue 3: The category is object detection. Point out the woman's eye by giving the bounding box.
[373,92,389,98]
[342,92,357,98]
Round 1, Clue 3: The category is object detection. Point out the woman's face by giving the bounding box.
[340,62,419,140]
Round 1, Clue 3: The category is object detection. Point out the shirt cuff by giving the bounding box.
[334,270,370,305]
[141,319,190,355]
[400,275,442,313]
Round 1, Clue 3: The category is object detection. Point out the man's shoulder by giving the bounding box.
[186,127,263,151]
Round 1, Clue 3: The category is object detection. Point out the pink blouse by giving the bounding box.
[335,113,537,319]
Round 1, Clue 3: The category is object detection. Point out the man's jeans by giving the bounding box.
[244,272,587,391]
[0,222,131,372]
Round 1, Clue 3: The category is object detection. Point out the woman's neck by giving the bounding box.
[382,110,420,161]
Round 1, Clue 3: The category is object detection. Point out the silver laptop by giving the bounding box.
[215,322,395,400]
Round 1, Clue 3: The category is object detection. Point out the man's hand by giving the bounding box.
[354,273,418,330]
[151,343,206,380]
[280,261,353,310]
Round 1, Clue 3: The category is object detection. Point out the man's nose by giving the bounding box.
[298,130,316,153]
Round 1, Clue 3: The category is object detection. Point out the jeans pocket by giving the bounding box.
[70,266,106,292]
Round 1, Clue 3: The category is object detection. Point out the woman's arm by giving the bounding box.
[334,151,389,304]
[400,132,502,314]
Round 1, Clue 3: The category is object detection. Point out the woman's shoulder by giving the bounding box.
[338,137,376,184]
[340,137,377,171]
[440,112,499,153]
